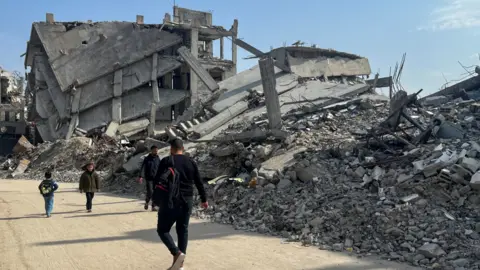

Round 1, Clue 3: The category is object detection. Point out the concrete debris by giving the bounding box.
[12,136,34,153]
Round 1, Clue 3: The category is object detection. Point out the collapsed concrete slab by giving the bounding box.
[117,118,150,135]
[34,55,69,119]
[269,46,371,78]
[212,66,297,113]
[193,101,249,137]
[35,22,183,91]
[178,46,219,92]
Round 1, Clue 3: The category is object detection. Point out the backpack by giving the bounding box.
[40,180,54,196]
[152,156,183,208]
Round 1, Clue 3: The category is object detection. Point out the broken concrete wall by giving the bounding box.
[78,87,188,131]
[286,53,371,78]
[77,55,182,112]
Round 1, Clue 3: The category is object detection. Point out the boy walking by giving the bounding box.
[38,171,59,218]
[79,161,100,212]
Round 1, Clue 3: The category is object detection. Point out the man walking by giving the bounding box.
[138,145,160,211]
[79,161,100,212]
[156,139,208,270]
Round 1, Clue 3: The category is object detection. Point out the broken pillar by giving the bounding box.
[46,13,54,23]
[231,19,238,75]
[136,15,144,24]
[177,46,219,92]
[259,56,282,130]
[190,19,199,104]
[149,52,160,136]
[220,37,224,59]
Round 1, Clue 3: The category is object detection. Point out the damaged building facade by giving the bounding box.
[24,6,238,142]
[0,67,26,155]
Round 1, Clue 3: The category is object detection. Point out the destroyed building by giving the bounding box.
[24,7,238,142]
[0,67,27,155]
[421,68,480,106]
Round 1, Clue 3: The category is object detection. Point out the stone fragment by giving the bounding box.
[470,171,480,190]
[418,243,446,258]
[258,167,277,180]
[211,145,236,157]
[371,166,385,181]
[423,162,446,177]
[277,178,292,189]
[144,137,169,150]
[332,243,343,251]
[295,168,314,182]
[460,157,480,173]
[309,217,325,227]
[354,166,366,178]
[397,173,413,184]
[400,194,419,203]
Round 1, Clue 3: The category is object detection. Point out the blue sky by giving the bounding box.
[1,0,479,96]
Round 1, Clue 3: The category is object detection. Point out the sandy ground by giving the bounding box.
[0,180,421,270]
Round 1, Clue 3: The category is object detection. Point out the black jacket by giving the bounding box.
[140,154,160,181]
[157,154,207,203]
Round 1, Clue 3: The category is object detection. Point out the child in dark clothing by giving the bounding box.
[38,171,59,218]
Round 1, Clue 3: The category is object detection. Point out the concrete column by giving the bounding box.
[163,72,173,89]
[112,70,123,123]
[149,52,160,136]
[136,15,144,24]
[259,57,282,130]
[220,37,224,59]
[189,21,199,105]
[46,13,54,23]
[231,19,238,75]
[207,41,213,57]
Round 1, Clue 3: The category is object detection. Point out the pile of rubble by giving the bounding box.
[2,136,131,182]
[187,96,480,269]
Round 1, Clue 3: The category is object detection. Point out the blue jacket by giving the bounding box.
[38,179,59,197]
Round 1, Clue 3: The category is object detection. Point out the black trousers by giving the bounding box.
[157,197,193,255]
[86,192,95,210]
[145,180,154,205]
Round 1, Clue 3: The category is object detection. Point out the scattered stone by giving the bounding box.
[355,166,366,178]
[295,168,314,182]
[418,243,446,258]
[470,171,480,190]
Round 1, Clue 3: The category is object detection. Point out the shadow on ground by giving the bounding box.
[62,210,145,218]
[0,210,85,220]
[62,198,139,207]
[33,222,254,246]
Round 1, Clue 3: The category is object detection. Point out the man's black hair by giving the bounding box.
[169,138,184,151]
[45,171,52,179]
[150,145,158,150]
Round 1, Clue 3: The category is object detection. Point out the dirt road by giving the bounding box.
[0,180,420,270]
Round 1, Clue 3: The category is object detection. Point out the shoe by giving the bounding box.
[87,209,92,213]
[46,214,51,218]
[170,252,185,270]
[144,203,148,210]
[151,206,157,212]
